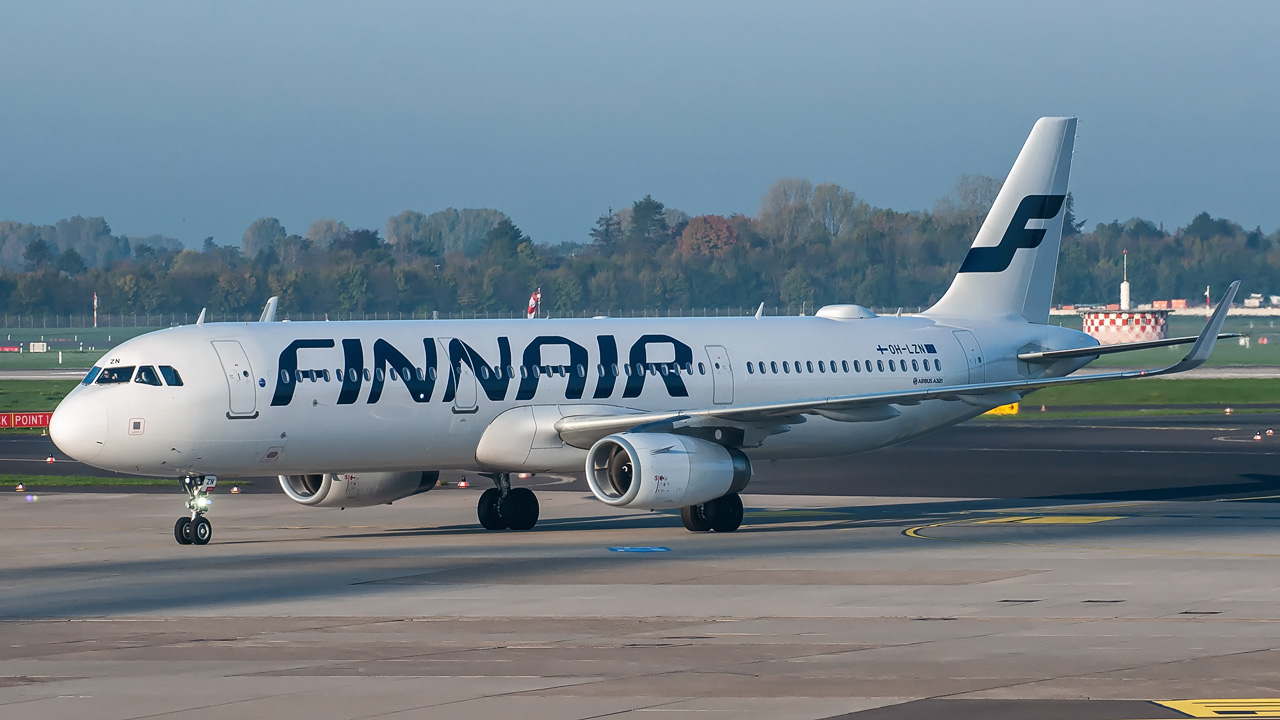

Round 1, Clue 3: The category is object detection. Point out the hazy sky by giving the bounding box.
[1,1,1276,249]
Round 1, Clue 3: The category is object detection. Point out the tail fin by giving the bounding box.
[924,117,1076,324]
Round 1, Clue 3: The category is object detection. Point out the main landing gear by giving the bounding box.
[680,493,744,533]
[476,473,540,531]
[174,475,216,546]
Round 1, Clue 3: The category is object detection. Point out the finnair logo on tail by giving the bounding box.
[958,194,1065,274]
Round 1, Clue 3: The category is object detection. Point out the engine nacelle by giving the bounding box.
[279,471,439,508]
[585,433,751,510]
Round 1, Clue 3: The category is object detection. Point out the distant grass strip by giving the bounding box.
[0,380,79,412]
[2,475,175,487]
[1028,378,1277,407]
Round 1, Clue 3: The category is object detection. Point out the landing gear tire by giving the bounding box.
[706,493,744,533]
[478,488,508,530]
[680,504,712,532]
[500,487,540,531]
[174,517,193,545]
[192,516,212,545]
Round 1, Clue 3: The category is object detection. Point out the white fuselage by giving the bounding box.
[50,312,1093,478]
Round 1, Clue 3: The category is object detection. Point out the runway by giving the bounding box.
[1,415,1280,718]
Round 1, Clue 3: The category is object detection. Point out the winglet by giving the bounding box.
[196,308,206,326]
[259,296,279,322]
[754,303,764,319]
[1143,280,1239,377]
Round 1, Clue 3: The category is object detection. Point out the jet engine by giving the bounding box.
[585,433,751,510]
[279,471,439,508]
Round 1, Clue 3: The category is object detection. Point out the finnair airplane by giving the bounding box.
[50,117,1239,545]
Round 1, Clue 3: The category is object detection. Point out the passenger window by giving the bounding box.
[363,369,371,381]
[428,367,437,381]
[935,359,942,372]
[324,369,332,382]
[478,366,489,380]
[770,361,778,374]
[375,368,384,382]
[853,360,861,372]
[97,366,135,384]
[877,360,884,372]
[818,361,825,373]
[889,360,896,372]
[912,359,919,372]
[747,363,754,374]
[782,362,790,374]
[698,362,706,375]
[806,361,814,373]
[82,367,102,385]
[134,366,163,386]
[843,360,850,373]
[577,364,586,378]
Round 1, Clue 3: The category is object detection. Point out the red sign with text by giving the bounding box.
[0,413,52,428]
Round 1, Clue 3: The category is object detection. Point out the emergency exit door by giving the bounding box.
[211,340,258,418]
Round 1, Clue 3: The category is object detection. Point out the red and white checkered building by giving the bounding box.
[1081,309,1169,345]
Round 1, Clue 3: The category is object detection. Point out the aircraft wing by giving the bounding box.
[1018,332,1240,362]
[555,281,1239,448]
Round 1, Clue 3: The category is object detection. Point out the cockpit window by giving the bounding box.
[82,367,102,385]
[134,366,163,386]
[159,365,183,386]
[97,366,135,384]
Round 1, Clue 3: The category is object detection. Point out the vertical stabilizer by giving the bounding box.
[924,117,1076,324]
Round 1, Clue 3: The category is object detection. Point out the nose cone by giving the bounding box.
[49,394,108,462]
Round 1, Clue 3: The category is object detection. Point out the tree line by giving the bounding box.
[1,178,1275,318]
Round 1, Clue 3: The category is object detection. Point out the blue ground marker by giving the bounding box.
[607,546,671,553]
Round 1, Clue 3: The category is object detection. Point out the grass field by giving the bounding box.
[5,475,177,488]
[0,380,79,412]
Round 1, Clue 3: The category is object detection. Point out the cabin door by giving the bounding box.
[211,340,259,418]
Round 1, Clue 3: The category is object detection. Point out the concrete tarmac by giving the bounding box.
[6,479,1280,717]
[4,415,1280,718]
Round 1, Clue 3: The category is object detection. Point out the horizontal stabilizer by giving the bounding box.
[1019,333,1241,362]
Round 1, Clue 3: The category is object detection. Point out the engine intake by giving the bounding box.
[585,433,751,510]
[279,471,439,508]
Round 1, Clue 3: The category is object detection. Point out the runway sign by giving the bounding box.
[0,412,53,428]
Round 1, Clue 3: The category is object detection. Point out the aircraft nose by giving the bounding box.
[49,395,108,462]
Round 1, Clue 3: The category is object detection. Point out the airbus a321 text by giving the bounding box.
[50,117,1240,545]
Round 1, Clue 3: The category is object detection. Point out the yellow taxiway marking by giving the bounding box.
[903,518,1280,558]
[1155,698,1280,717]
[973,515,1124,525]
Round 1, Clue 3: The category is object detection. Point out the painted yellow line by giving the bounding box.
[1156,698,1280,717]
[901,518,1280,558]
[973,515,1124,525]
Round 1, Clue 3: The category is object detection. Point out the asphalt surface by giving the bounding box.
[5,413,1280,718]
[15,412,1280,504]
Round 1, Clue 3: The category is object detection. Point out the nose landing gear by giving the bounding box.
[174,475,216,546]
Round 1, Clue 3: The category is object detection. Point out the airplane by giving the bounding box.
[49,117,1240,546]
